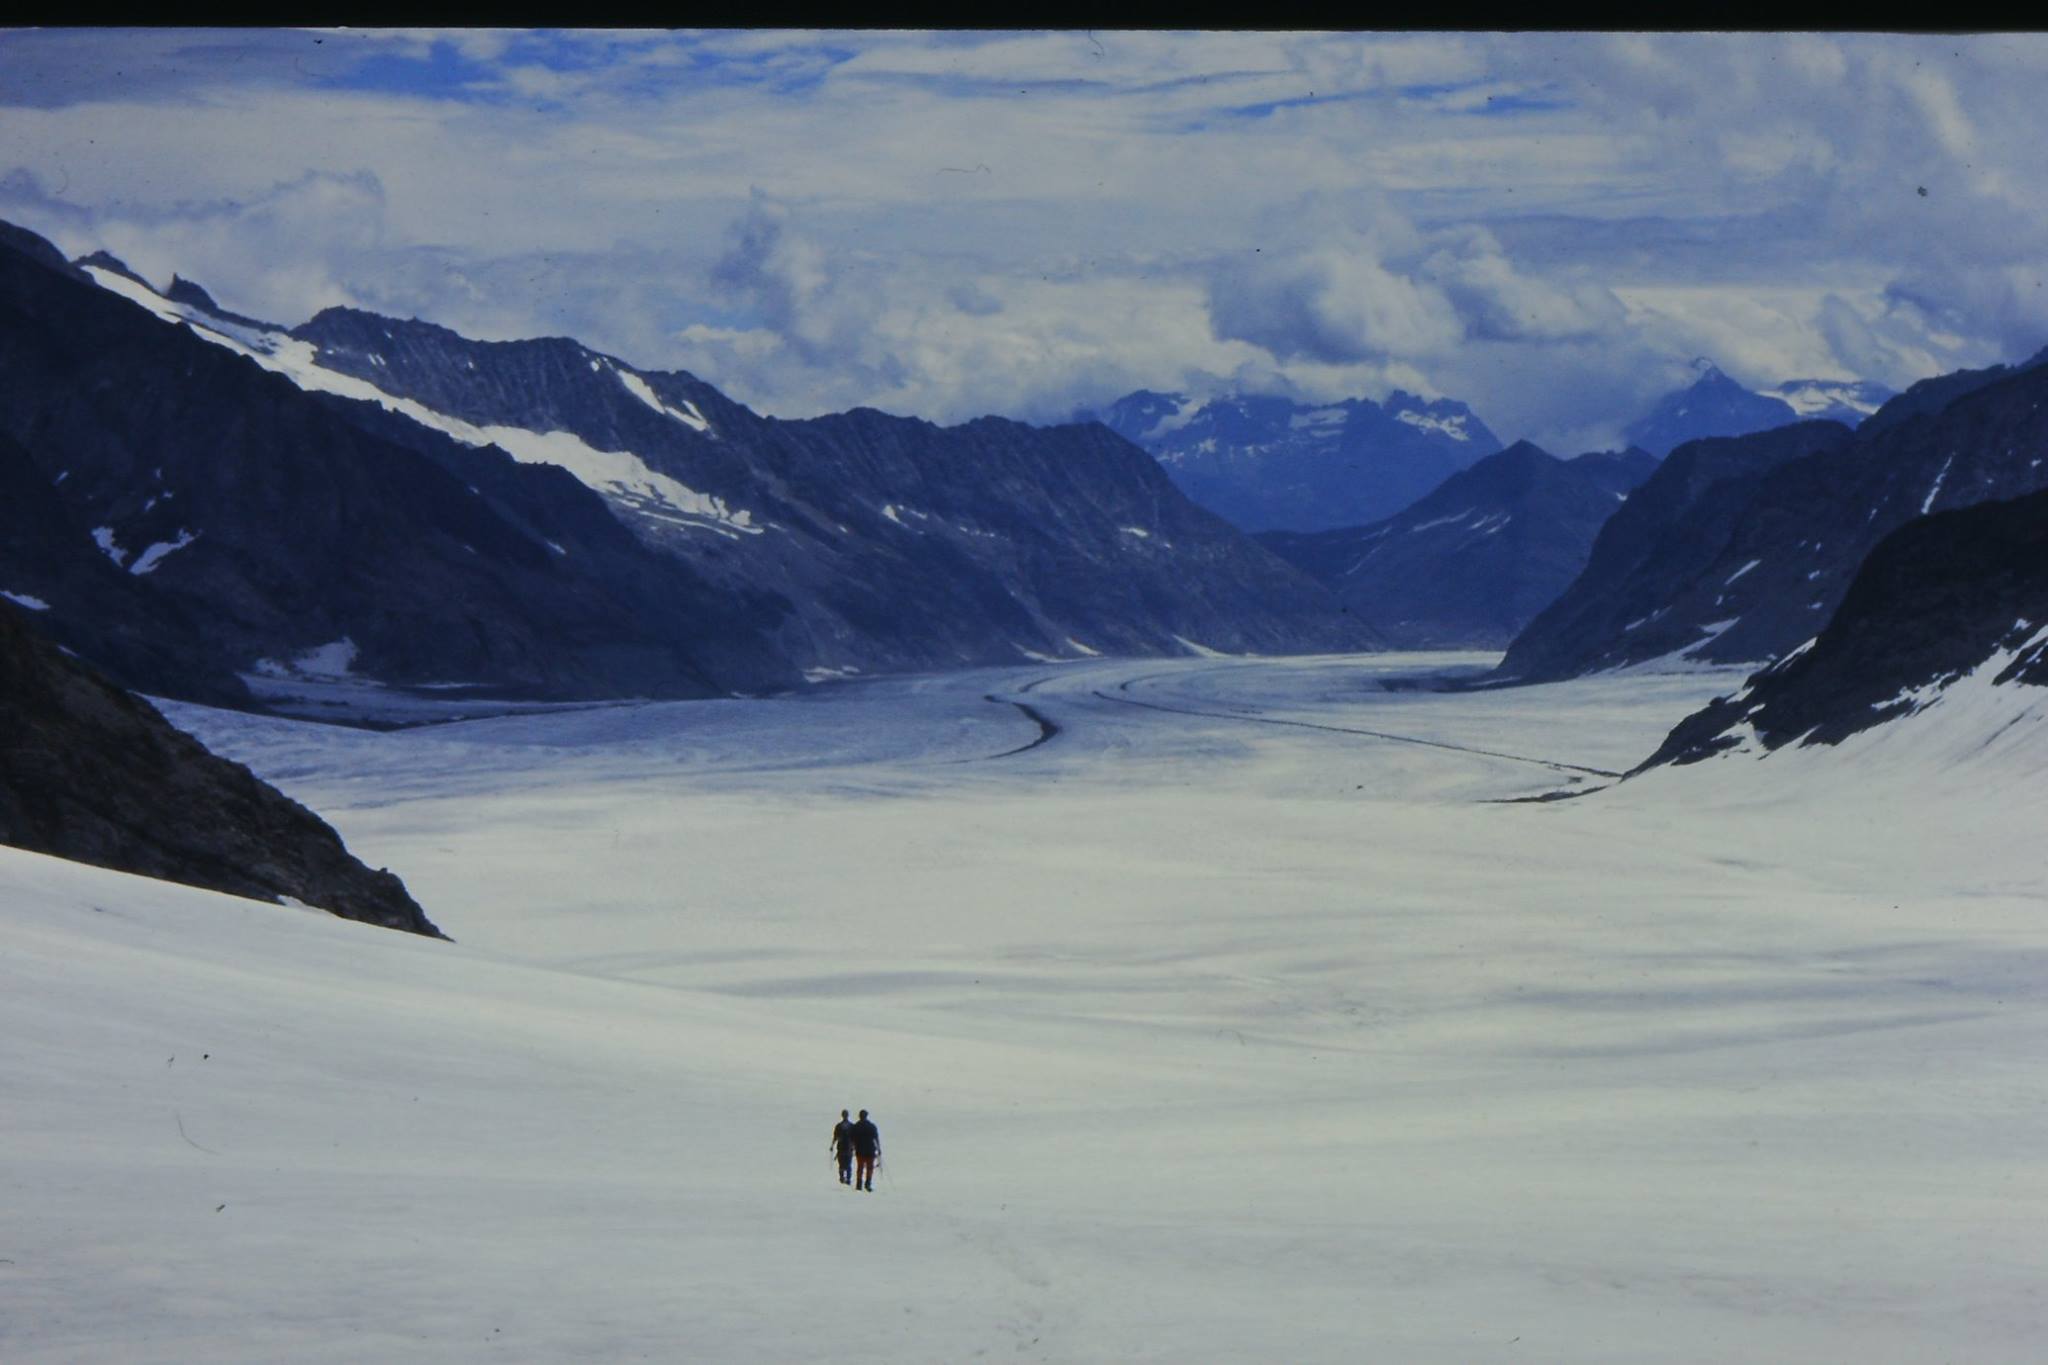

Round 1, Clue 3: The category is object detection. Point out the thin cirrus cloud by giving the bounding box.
[0,28,2044,449]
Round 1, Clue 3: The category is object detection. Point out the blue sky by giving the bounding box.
[3,28,2046,449]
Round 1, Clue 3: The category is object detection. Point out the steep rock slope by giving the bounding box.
[1256,443,1659,648]
[0,430,250,707]
[1854,346,2048,439]
[0,601,440,936]
[1640,486,2048,767]
[274,308,1372,667]
[1498,356,2048,684]
[1492,423,1854,681]
[1088,389,1502,533]
[0,225,795,705]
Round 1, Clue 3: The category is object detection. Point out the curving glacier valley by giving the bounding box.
[5,653,2047,1363]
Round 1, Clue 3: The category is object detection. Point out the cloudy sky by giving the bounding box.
[3,28,2046,449]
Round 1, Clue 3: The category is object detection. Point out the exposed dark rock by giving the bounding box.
[290,309,1374,666]
[1498,353,2048,687]
[74,249,148,285]
[8,215,1371,712]
[1492,422,1853,681]
[0,221,77,275]
[1257,441,1659,648]
[1567,448,1662,499]
[0,600,442,936]
[162,275,275,331]
[0,220,800,706]
[1639,486,2048,768]
[0,431,250,706]
[1854,345,2048,439]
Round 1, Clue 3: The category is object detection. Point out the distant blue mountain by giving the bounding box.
[1623,365,1801,457]
[1084,389,1502,533]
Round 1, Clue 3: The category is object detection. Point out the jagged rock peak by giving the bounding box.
[74,249,149,285]
[164,275,222,313]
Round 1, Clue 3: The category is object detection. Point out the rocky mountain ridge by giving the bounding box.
[0,218,1371,715]
[1256,441,1659,648]
[1639,484,2048,768]
[1086,388,1503,533]
[1497,355,2048,684]
[0,228,793,709]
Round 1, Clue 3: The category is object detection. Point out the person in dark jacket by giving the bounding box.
[830,1109,855,1186]
[850,1109,881,1191]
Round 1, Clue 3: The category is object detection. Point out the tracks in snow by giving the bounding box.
[979,694,1062,759]
[972,663,1620,778]
[1085,688,1622,778]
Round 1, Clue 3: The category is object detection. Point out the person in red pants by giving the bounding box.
[850,1109,881,1191]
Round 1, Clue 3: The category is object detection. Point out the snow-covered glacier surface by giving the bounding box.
[7,653,2048,1363]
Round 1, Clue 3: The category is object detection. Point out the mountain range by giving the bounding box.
[0,219,1370,712]
[1254,441,1658,648]
[1622,365,1891,458]
[1495,349,2048,686]
[1086,389,1503,533]
[1640,482,2048,769]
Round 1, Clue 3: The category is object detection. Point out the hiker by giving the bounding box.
[830,1109,855,1186]
[850,1109,881,1191]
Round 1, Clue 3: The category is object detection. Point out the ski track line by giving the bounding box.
[1088,689,1622,778]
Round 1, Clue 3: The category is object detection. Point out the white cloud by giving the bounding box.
[1210,247,1464,366]
[4,30,2047,448]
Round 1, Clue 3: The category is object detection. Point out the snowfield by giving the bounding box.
[7,653,2048,1363]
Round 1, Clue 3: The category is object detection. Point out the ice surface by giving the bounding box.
[1776,381,1885,420]
[128,528,199,576]
[16,654,2048,1359]
[252,637,360,680]
[90,525,126,567]
[1170,634,1231,658]
[1287,406,1348,432]
[1395,408,1471,441]
[14,649,2048,1352]
[613,366,714,435]
[1922,454,1955,515]
[1407,507,1475,533]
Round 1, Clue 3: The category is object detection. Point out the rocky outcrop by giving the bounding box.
[1498,354,2048,686]
[1639,485,2048,767]
[0,601,441,936]
[1492,422,1853,682]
